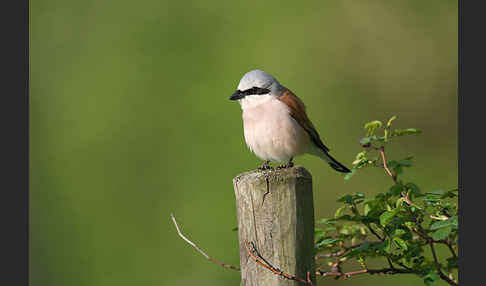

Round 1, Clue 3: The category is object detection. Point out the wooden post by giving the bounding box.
[233,166,315,286]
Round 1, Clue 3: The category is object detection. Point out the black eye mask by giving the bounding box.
[240,86,271,95]
[230,86,271,100]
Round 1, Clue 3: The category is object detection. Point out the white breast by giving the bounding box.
[239,95,310,163]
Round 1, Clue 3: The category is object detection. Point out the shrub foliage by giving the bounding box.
[315,116,458,285]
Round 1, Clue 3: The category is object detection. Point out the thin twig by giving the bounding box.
[170,213,240,271]
[412,223,458,285]
[352,203,400,274]
[446,242,458,260]
[401,190,423,210]
[377,146,398,183]
[429,241,458,286]
[366,223,384,241]
[316,267,414,278]
[386,257,395,270]
[245,241,315,286]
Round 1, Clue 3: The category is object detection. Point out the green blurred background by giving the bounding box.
[30,0,457,285]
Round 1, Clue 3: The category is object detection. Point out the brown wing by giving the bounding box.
[278,88,330,152]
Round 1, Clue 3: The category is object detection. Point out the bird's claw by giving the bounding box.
[258,161,272,171]
[258,166,272,171]
[276,161,294,169]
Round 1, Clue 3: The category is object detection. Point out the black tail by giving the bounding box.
[325,152,351,173]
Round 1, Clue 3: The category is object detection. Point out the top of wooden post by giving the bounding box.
[233,166,312,186]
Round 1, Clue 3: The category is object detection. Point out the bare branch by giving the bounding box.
[377,146,398,183]
[245,241,315,286]
[429,241,458,286]
[363,221,384,242]
[446,242,458,260]
[317,267,414,278]
[170,213,240,271]
[401,190,423,210]
[410,223,458,285]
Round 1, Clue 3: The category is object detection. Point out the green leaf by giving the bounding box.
[386,116,397,128]
[389,184,404,196]
[388,160,413,176]
[356,151,368,159]
[355,193,365,199]
[427,190,445,195]
[430,220,449,230]
[384,116,397,141]
[442,189,458,198]
[356,242,372,251]
[396,197,405,208]
[398,158,413,167]
[422,194,441,202]
[364,203,371,216]
[430,216,458,230]
[364,120,383,136]
[316,238,342,247]
[424,271,440,286]
[352,151,368,165]
[232,227,238,231]
[392,128,422,137]
[365,120,383,128]
[335,206,346,218]
[314,229,325,242]
[335,215,354,221]
[404,182,421,197]
[431,226,452,240]
[337,195,353,204]
[446,257,458,270]
[394,229,406,236]
[319,218,337,225]
[344,169,356,180]
[393,237,408,250]
[383,239,392,254]
[380,210,397,226]
[337,193,365,205]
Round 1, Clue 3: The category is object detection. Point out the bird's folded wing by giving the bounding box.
[278,88,330,152]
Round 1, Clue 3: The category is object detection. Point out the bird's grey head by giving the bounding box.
[229,70,284,101]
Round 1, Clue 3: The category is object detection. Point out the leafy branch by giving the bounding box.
[315,116,458,286]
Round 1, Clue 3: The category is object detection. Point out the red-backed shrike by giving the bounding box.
[230,70,351,173]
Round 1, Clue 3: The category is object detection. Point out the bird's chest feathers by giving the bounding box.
[241,98,290,132]
[240,96,308,161]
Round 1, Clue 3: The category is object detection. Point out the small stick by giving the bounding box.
[316,267,413,278]
[170,213,240,271]
[429,241,458,286]
[377,146,397,182]
[245,241,315,286]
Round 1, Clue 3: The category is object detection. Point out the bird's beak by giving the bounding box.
[230,90,244,101]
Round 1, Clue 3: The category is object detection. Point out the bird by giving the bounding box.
[229,70,351,173]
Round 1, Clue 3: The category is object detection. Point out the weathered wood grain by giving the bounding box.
[233,166,315,286]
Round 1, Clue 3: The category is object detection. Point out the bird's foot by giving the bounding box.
[258,161,273,171]
[277,161,294,169]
